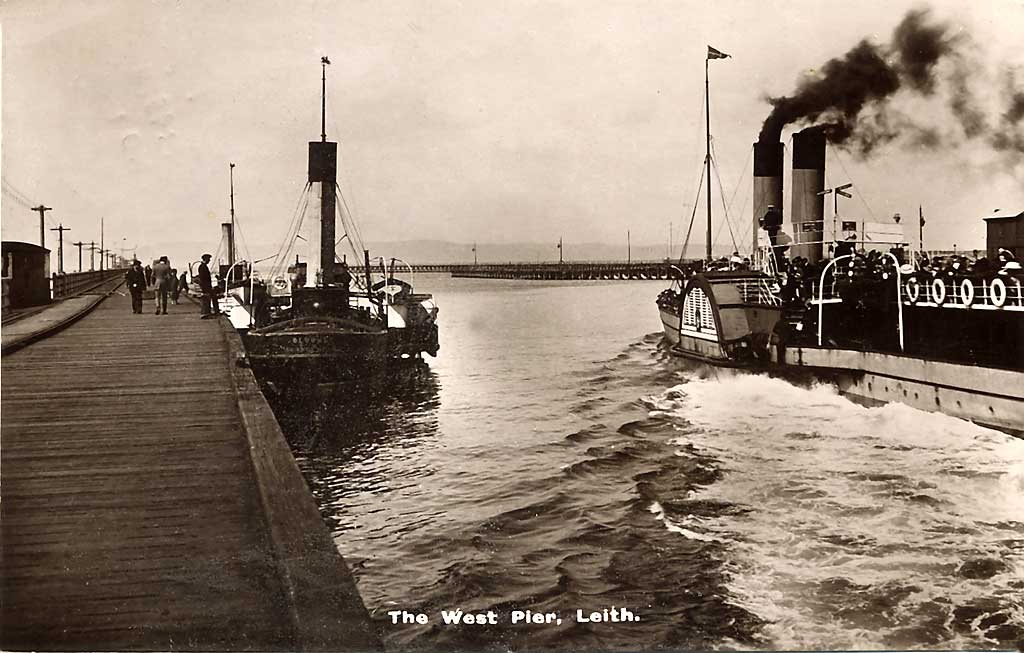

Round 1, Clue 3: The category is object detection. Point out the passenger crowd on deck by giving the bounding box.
[669,243,1021,313]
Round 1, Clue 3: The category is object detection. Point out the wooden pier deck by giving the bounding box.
[1,290,379,651]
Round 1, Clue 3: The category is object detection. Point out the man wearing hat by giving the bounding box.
[198,253,218,319]
[124,259,147,314]
[760,205,783,246]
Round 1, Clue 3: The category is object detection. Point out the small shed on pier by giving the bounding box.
[984,210,1024,260]
[2,241,51,309]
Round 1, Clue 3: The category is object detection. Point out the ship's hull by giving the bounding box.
[658,306,680,345]
[778,345,1024,436]
[387,323,439,359]
[658,304,738,364]
[657,274,1023,435]
[243,325,389,386]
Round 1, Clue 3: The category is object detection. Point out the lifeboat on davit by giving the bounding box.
[657,271,783,366]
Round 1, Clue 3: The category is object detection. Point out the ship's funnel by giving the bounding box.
[221,222,234,266]
[308,141,338,285]
[753,141,784,251]
[790,129,826,263]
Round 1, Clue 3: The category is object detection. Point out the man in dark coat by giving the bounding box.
[125,260,147,314]
[760,205,783,246]
[198,253,217,318]
[169,268,180,304]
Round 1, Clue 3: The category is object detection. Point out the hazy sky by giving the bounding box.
[2,0,1023,268]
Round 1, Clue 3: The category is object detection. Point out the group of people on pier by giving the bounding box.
[123,253,222,317]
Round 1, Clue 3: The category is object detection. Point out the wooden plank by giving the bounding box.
[1,292,298,650]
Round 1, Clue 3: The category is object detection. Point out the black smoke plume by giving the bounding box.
[758,9,958,147]
[1001,71,1024,126]
[948,62,988,139]
[1006,93,1024,125]
[991,71,1024,155]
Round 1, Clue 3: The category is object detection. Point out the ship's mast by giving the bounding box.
[308,56,337,286]
[705,57,712,262]
[228,162,236,265]
[321,57,327,143]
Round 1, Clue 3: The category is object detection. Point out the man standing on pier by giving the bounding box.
[125,260,146,314]
[198,253,217,319]
[152,256,172,315]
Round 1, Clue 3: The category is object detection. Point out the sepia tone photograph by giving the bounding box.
[1,0,1022,650]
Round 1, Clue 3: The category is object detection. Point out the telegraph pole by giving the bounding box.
[89,241,98,270]
[627,229,631,264]
[72,241,85,272]
[32,205,52,247]
[100,218,104,271]
[50,224,71,273]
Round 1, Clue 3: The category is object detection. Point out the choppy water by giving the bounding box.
[270,275,1024,651]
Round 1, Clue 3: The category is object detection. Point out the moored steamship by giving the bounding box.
[220,58,439,387]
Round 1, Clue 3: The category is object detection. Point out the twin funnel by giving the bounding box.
[753,129,828,263]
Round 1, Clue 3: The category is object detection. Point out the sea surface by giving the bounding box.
[269,274,1024,651]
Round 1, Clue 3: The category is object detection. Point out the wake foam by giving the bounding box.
[645,372,1024,649]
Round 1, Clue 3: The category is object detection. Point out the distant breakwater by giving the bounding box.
[410,261,690,280]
